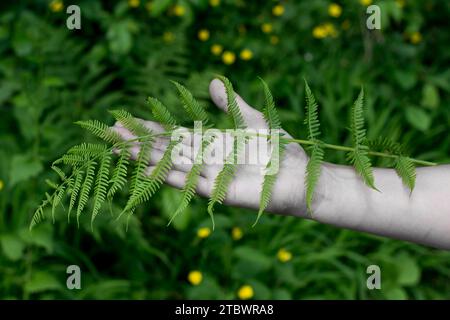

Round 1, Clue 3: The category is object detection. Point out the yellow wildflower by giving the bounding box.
[312,25,327,39]
[328,3,342,18]
[231,227,243,240]
[240,49,253,61]
[128,0,140,8]
[222,51,236,65]
[49,0,63,12]
[197,227,211,238]
[324,23,338,37]
[261,23,273,34]
[173,4,185,16]
[237,285,254,300]
[198,29,210,41]
[359,0,373,5]
[272,4,285,16]
[163,31,175,43]
[209,0,220,7]
[277,248,292,263]
[410,31,422,44]
[187,271,203,285]
[0,180,4,191]
[396,0,406,8]
[211,44,223,56]
[270,35,279,45]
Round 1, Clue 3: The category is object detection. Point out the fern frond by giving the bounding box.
[91,153,111,227]
[30,201,48,230]
[171,80,210,125]
[259,78,281,130]
[216,76,245,129]
[123,138,180,214]
[128,139,153,203]
[169,136,216,225]
[109,109,151,138]
[76,160,97,225]
[395,156,416,192]
[207,134,245,229]
[255,139,288,225]
[51,185,67,222]
[304,80,321,140]
[75,120,121,144]
[68,170,84,221]
[348,88,376,190]
[147,97,178,130]
[51,165,66,181]
[305,143,325,213]
[107,147,130,201]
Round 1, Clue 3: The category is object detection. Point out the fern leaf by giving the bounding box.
[395,156,416,192]
[305,143,325,213]
[51,185,66,223]
[254,139,288,225]
[76,160,97,225]
[367,137,405,155]
[123,138,179,214]
[216,76,245,129]
[259,78,281,130]
[171,81,210,125]
[348,88,377,190]
[75,120,121,144]
[107,147,130,201]
[91,153,111,227]
[304,80,321,140]
[109,109,151,138]
[68,170,84,221]
[30,201,47,230]
[169,136,216,225]
[147,97,178,130]
[207,134,245,229]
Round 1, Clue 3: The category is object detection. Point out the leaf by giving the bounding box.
[305,143,324,212]
[216,75,245,129]
[421,83,439,109]
[171,80,210,125]
[9,153,43,187]
[405,106,431,132]
[147,96,178,130]
[395,156,416,192]
[24,271,62,294]
[0,234,25,261]
[304,80,321,140]
[91,153,111,226]
[76,160,97,225]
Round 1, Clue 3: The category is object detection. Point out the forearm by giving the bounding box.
[297,163,450,249]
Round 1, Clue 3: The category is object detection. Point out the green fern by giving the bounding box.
[31,76,435,231]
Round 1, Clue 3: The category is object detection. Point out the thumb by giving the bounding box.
[209,78,268,129]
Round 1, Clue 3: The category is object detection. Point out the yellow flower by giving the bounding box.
[187,270,203,285]
[231,227,243,240]
[197,227,211,238]
[270,35,279,45]
[163,31,175,43]
[211,44,223,55]
[49,0,63,12]
[173,4,185,16]
[328,3,342,18]
[0,180,4,191]
[261,23,273,34]
[145,1,153,12]
[209,0,220,7]
[396,0,406,8]
[222,51,236,65]
[359,0,373,5]
[277,248,292,263]
[237,285,254,300]
[240,49,253,61]
[324,23,338,37]
[341,19,351,30]
[198,29,210,41]
[128,0,140,8]
[272,4,285,16]
[312,25,327,39]
[410,31,422,44]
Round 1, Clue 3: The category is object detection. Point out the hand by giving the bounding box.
[112,79,316,218]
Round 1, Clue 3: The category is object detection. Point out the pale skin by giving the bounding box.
[113,79,450,250]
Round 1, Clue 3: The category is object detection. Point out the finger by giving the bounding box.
[145,166,211,197]
[209,78,268,129]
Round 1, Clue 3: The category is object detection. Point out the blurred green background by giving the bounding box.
[1,0,450,299]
